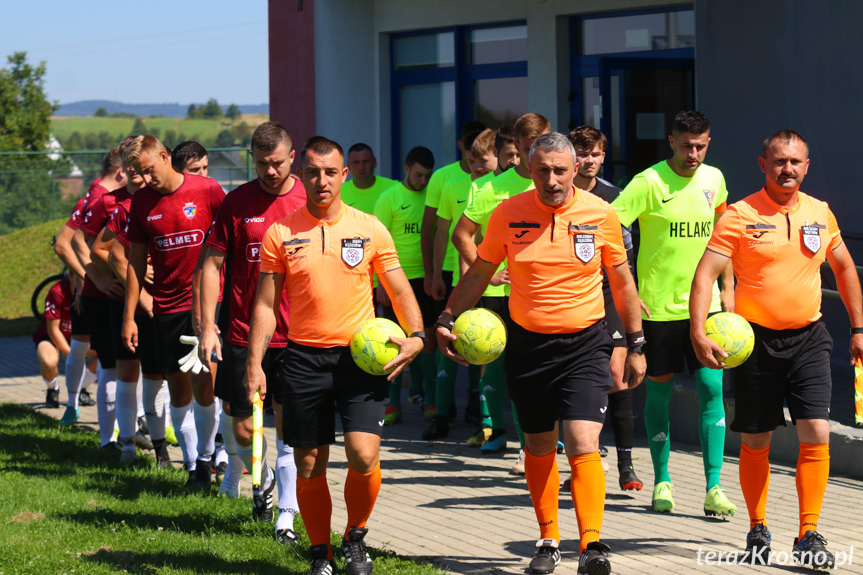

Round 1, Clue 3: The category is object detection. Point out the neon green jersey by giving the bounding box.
[611,160,728,321]
[425,161,471,210]
[342,175,397,215]
[374,182,426,279]
[463,168,534,296]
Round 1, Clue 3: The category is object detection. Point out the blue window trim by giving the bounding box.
[390,22,527,178]
[568,7,695,132]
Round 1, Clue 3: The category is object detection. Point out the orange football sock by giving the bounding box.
[344,463,382,539]
[796,442,829,540]
[524,447,560,542]
[297,473,333,559]
[568,452,605,551]
[739,442,771,531]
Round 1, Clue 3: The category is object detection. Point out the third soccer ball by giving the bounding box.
[452,308,507,365]
[704,312,754,368]
[350,318,406,376]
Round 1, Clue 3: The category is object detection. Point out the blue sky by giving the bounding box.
[0,1,269,105]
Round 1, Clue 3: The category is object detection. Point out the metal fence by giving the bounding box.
[0,147,253,234]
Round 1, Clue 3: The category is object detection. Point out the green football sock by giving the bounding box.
[408,356,424,396]
[512,401,525,449]
[468,363,481,393]
[389,374,402,408]
[482,354,507,430]
[479,378,492,427]
[695,367,726,491]
[434,350,456,416]
[645,378,673,484]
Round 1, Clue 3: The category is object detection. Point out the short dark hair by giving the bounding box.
[300,136,344,168]
[461,121,487,142]
[171,141,208,172]
[101,147,123,176]
[762,129,809,156]
[672,110,710,135]
[568,126,608,153]
[251,121,292,153]
[347,142,374,157]
[495,124,516,151]
[405,146,434,170]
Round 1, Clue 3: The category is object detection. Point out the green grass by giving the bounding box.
[0,218,66,337]
[50,114,269,143]
[0,404,443,574]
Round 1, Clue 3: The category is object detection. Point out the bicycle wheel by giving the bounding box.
[31,273,66,321]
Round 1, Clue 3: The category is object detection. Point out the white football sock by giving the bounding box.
[170,401,198,469]
[96,364,117,446]
[163,381,173,426]
[43,376,59,390]
[115,379,138,444]
[141,377,167,441]
[218,412,245,499]
[194,399,218,462]
[136,377,145,419]
[236,433,269,489]
[64,339,90,409]
[275,438,299,531]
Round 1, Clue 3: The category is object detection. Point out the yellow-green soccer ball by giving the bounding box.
[452,308,507,365]
[350,318,406,376]
[704,312,755,369]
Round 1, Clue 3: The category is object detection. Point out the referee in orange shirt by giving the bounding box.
[436,132,646,575]
[691,130,863,569]
[246,137,425,575]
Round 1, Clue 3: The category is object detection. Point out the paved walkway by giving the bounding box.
[2,336,862,574]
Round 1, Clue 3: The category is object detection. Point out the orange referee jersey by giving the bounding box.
[708,188,842,330]
[477,188,628,334]
[259,203,401,347]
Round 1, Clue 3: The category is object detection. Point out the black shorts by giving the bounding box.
[731,321,833,434]
[505,320,613,433]
[34,334,52,347]
[643,317,713,377]
[215,342,286,418]
[152,311,197,375]
[433,271,455,315]
[81,295,115,368]
[108,299,160,375]
[382,277,437,327]
[70,303,89,336]
[278,342,388,448]
[602,289,625,348]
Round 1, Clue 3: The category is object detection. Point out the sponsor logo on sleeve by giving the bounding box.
[154,230,204,251]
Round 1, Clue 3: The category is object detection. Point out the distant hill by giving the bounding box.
[55,100,269,118]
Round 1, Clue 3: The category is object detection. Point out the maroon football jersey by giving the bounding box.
[127,174,224,314]
[79,187,130,300]
[206,177,306,347]
[65,180,108,231]
[33,279,73,344]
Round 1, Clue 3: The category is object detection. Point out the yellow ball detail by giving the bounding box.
[452,308,507,365]
[704,312,755,369]
[350,318,406,376]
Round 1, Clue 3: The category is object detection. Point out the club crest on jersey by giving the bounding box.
[573,234,595,263]
[341,237,365,268]
[182,202,197,219]
[802,225,822,253]
[703,189,716,208]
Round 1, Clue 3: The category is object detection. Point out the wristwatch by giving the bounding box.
[850,327,863,335]
[409,330,427,343]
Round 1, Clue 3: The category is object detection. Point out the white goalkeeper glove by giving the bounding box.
[178,335,209,374]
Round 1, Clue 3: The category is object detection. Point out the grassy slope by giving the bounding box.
[0,404,442,575]
[50,114,269,143]
[0,218,66,337]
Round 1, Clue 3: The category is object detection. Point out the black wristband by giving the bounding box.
[851,327,863,335]
[628,345,644,354]
[409,330,427,343]
[625,330,646,348]
[434,311,456,332]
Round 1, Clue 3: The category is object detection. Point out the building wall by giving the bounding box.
[313,0,689,175]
